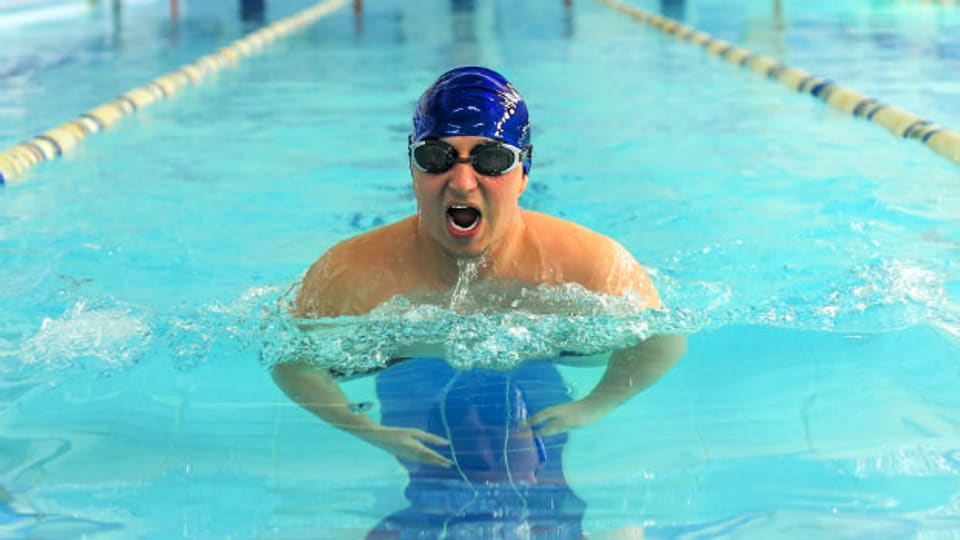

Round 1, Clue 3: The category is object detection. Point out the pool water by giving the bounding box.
[2,0,960,538]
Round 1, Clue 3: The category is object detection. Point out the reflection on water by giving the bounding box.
[741,0,786,58]
[239,0,265,28]
[109,0,123,50]
[450,0,476,11]
[660,0,685,21]
[450,0,477,46]
[0,435,123,538]
[353,0,362,35]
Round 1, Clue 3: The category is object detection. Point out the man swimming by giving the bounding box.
[272,66,685,539]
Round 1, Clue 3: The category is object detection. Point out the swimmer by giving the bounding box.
[272,66,686,539]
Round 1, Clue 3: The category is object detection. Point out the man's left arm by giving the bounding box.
[526,334,685,436]
[583,334,685,406]
[527,239,686,436]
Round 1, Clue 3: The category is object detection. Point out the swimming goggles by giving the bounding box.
[409,138,531,177]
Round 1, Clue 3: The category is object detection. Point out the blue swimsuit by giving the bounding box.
[367,358,586,540]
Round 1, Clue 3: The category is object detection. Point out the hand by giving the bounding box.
[525,398,613,437]
[361,426,453,468]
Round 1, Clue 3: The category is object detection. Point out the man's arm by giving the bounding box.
[583,334,685,409]
[272,361,453,467]
[272,362,381,435]
[272,248,452,467]
[527,240,685,436]
[527,335,685,436]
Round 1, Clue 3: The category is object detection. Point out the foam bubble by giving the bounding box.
[261,283,668,376]
[165,285,287,371]
[19,300,151,372]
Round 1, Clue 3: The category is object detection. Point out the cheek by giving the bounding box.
[412,179,443,219]
[491,177,525,207]
[412,177,435,202]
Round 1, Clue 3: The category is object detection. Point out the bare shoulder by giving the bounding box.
[523,210,661,308]
[523,210,607,247]
[296,217,416,317]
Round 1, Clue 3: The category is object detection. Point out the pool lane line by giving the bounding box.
[0,0,349,186]
[594,0,960,167]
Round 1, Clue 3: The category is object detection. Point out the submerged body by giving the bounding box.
[369,358,585,539]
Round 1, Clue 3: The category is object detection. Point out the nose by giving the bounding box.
[446,159,478,195]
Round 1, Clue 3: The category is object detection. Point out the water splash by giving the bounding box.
[260,283,660,376]
[17,300,151,372]
[8,256,956,377]
[165,285,287,371]
[450,259,481,311]
[258,254,955,378]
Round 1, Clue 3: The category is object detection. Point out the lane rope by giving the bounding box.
[594,0,960,168]
[0,0,349,186]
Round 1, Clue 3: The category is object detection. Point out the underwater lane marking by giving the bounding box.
[594,0,960,167]
[0,0,349,186]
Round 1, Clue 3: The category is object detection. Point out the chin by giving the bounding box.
[441,241,488,261]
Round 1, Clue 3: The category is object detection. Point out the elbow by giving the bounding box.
[651,333,687,357]
[673,334,687,358]
[270,362,295,391]
[270,360,314,390]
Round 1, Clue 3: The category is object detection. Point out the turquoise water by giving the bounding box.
[2,0,960,538]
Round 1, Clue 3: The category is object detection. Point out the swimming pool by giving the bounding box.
[2,0,959,538]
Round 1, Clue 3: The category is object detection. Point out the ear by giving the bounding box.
[518,172,529,197]
[410,161,421,189]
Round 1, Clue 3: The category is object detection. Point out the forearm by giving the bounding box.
[584,334,686,409]
[271,362,380,438]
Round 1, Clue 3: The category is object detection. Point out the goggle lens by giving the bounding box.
[474,145,515,175]
[412,142,458,173]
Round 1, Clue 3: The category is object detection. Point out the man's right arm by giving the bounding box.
[272,358,453,467]
[272,362,381,435]
[271,251,452,467]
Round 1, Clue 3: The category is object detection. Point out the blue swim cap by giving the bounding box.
[412,66,532,174]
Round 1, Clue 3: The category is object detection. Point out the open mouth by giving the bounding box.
[446,204,482,235]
